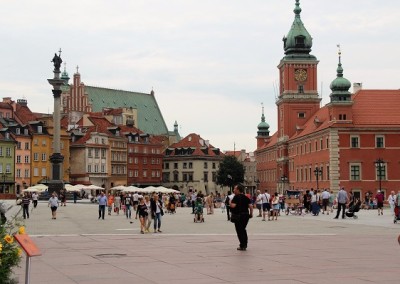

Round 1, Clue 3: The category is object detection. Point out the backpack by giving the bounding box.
[225,196,230,206]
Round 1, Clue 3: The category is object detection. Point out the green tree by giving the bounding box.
[216,156,245,190]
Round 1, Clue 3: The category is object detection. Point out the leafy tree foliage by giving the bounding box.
[216,155,245,189]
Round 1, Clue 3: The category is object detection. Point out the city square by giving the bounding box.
[6,200,400,284]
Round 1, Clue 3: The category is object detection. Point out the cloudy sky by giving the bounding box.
[1,0,399,152]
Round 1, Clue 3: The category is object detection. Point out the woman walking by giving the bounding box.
[271,192,280,220]
[48,192,60,219]
[151,194,164,233]
[144,195,152,232]
[136,197,149,234]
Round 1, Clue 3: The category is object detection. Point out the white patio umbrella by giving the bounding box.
[83,185,104,190]
[111,185,127,191]
[31,184,48,191]
[22,187,42,193]
[123,186,143,193]
[64,184,81,192]
[144,186,158,193]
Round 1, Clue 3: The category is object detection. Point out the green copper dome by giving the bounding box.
[61,63,70,84]
[283,0,315,59]
[330,49,351,102]
[257,105,270,137]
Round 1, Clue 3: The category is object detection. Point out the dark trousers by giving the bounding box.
[335,202,346,218]
[98,205,106,219]
[22,205,29,219]
[192,201,196,213]
[234,214,250,248]
[33,200,38,208]
[226,206,231,220]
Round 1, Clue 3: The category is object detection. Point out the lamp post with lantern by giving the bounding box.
[374,158,384,193]
[314,167,322,190]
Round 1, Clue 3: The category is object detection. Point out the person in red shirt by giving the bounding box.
[375,190,384,216]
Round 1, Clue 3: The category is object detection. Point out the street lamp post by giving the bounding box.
[374,158,384,193]
[313,167,322,190]
[280,175,288,194]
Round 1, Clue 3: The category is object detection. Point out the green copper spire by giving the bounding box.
[330,45,351,102]
[61,62,70,84]
[257,103,270,137]
[283,0,315,59]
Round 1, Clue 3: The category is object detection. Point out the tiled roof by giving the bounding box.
[257,132,278,150]
[85,86,169,135]
[352,90,400,125]
[290,107,332,140]
[14,104,38,125]
[167,133,222,157]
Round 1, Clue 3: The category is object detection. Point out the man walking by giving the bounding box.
[97,191,107,220]
[230,184,253,251]
[334,187,348,219]
[321,188,331,215]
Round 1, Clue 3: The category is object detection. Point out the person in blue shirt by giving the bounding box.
[97,191,108,220]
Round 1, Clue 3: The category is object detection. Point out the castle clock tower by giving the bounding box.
[276,0,321,180]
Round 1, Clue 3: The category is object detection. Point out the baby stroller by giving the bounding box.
[194,198,204,223]
[346,199,361,219]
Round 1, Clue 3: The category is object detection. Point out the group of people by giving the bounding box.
[97,191,164,233]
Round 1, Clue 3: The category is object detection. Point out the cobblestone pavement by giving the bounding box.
[5,200,400,283]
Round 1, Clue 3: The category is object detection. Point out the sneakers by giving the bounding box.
[237,247,246,251]
[157,229,162,233]
[140,230,144,234]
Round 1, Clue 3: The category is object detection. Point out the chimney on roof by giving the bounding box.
[353,83,362,93]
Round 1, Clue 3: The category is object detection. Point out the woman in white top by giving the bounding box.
[144,195,152,233]
[388,191,396,216]
[255,190,263,217]
[48,192,60,219]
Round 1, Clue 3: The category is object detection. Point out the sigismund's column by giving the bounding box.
[47,50,65,195]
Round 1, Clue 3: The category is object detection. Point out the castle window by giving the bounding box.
[350,136,359,148]
[376,135,385,148]
[298,112,306,119]
[298,85,304,93]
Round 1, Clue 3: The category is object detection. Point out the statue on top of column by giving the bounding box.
[51,52,62,72]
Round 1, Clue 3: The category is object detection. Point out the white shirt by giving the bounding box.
[256,194,263,205]
[388,194,395,205]
[32,193,38,201]
[133,193,139,201]
[321,190,330,200]
[261,193,270,204]
[191,193,197,201]
[48,197,59,207]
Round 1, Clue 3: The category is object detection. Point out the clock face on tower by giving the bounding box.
[294,69,307,81]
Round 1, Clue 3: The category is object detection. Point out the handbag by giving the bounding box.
[230,213,240,223]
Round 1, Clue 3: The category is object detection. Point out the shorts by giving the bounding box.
[322,199,329,207]
[256,204,262,210]
[262,203,271,212]
[133,201,139,206]
[273,204,280,210]
[50,206,58,212]
[377,202,383,209]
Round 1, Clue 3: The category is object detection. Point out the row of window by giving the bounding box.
[0,147,12,157]
[349,164,387,181]
[128,157,161,165]
[290,137,329,156]
[350,135,385,148]
[164,162,217,170]
[16,141,65,150]
[162,172,217,183]
[128,170,161,178]
[296,166,329,182]
[127,146,161,154]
